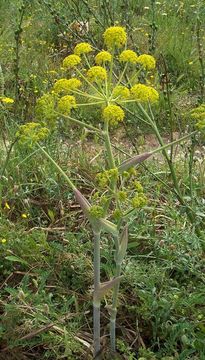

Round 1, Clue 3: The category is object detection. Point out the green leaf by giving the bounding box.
[5,255,28,266]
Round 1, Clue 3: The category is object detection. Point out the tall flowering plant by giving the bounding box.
[16,26,198,358]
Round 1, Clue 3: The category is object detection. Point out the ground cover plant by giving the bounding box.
[0,1,205,359]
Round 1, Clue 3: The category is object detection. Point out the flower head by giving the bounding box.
[136,54,156,70]
[103,104,125,126]
[119,50,138,64]
[53,78,82,94]
[103,26,127,49]
[35,93,57,127]
[57,95,77,115]
[87,66,107,83]
[112,85,130,100]
[130,84,159,103]
[95,50,112,65]
[74,42,92,55]
[0,97,14,104]
[132,194,147,208]
[16,122,49,145]
[63,54,81,69]
[191,104,205,130]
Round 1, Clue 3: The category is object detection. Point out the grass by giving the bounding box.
[0,0,205,359]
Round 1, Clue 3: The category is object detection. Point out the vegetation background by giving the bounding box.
[0,0,204,359]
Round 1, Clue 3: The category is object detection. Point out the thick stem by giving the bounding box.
[110,262,121,352]
[93,230,101,359]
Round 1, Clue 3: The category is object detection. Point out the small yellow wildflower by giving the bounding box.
[103,104,125,126]
[87,66,107,82]
[21,213,28,219]
[1,239,7,244]
[4,202,10,210]
[103,26,127,49]
[112,85,130,100]
[53,78,82,94]
[188,61,193,65]
[95,50,112,65]
[119,50,138,64]
[58,95,77,115]
[130,84,159,103]
[0,97,14,104]
[74,42,92,55]
[136,54,156,70]
[63,54,81,69]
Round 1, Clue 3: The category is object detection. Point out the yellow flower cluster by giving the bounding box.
[130,84,159,103]
[74,42,92,55]
[0,97,14,104]
[57,95,77,115]
[95,50,112,65]
[113,85,130,100]
[96,168,119,188]
[35,93,56,125]
[103,104,125,126]
[16,122,49,145]
[53,78,82,94]
[63,54,81,69]
[87,66,107,82]
[103,26,127,49]
[131,194,147,208]
[119,50,138,64]
[136,54,156,70]
[191,104,205,130]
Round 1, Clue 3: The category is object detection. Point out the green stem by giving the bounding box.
[110,261,121,352]
[37,144,76,191]
[103,121,115,169]
[93,230,101,359]
[55,112,101,133]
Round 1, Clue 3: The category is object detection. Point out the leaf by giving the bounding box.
[100,218,119,236]
[5,255,28,266]
[94,276,123,301]
[118,152,152,172]
[48,209,55,222]
[117,225,128,263]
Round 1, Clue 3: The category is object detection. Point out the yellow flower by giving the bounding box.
[95,50,112,65]
[103,26,127,49]
[4,202,10,210]
[136,54,156,70]
[1,239,7,244]
[63,54,81,69]
[131,194,147,208]
[87,66,107,82]
[16,122,49,145]
[74,42,92,55]
[119,50,138,64]
[112,85,130,100]
[103,104,125,126]
[191,104,205,130]
[35,93,56,126]
[53,78,82,94]
[58,95,77,115]
[130,84,159,103]
[21,213,28,219]
[0,97,14,104]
